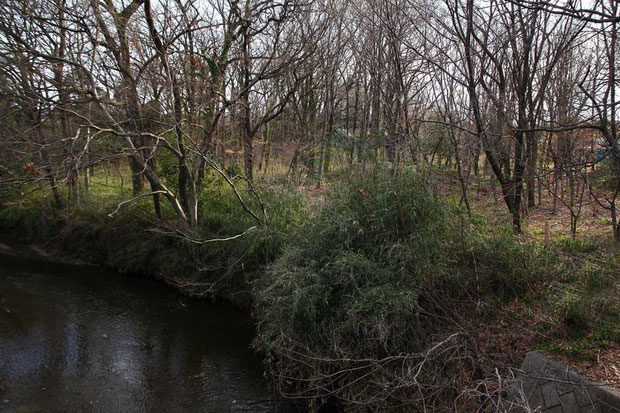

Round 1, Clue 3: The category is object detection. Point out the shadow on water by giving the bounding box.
[0,248,299,412]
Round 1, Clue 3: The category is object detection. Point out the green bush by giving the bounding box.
[545,237,619,338]
[591,158,619,191]
[464,227,553,298]
[255,169,455,342]
[252,167,554,409]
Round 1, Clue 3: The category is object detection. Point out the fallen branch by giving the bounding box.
[108,191,167,217]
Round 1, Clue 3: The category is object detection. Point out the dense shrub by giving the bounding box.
[252,168,554,410]
[546,237,619,338]
[254,168,456,349]
[463,223,553,298]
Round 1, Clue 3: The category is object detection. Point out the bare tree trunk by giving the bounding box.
[526,130,537,209]
[240,6,253,183]
[40,145,63,209]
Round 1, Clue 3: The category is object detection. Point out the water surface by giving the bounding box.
[0,250,283,412]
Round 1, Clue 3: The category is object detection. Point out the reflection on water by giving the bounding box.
[0,252,284,412]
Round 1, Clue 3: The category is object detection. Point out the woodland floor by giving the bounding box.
[293,165,619,391]
[439,171,619,392]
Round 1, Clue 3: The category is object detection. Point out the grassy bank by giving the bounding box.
[1,166,618,411]
[0,170,307,308]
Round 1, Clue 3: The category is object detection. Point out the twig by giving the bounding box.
[108,191,167,217]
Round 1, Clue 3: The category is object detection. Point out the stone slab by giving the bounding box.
[512,351,620,413]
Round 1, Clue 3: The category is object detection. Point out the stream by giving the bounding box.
[0,247,291,412]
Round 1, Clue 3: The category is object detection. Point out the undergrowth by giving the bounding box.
[0,175,308,307]
[0,166,617,411]
[251,168,576,411]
